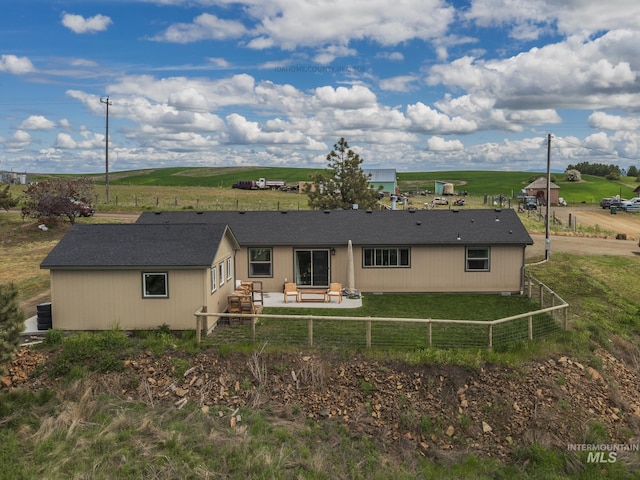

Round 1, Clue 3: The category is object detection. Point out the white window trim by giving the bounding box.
[363,247,410,268]
[142,272,168,298]
[211,266,217,293]
[465,247,491,272]
[248,248,273,278]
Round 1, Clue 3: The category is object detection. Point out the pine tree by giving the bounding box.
[306,138,381,210]
[0,184,18,211]
[0,283,25,374]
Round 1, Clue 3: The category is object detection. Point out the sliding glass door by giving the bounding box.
[294,249,330,287]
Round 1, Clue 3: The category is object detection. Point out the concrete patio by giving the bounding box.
[259,290,362,309]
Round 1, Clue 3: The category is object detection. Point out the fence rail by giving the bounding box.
[194,274,568,350]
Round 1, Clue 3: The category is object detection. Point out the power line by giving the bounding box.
[554,137,638,162]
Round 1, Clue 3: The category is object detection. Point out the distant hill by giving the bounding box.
[31,167,638,204]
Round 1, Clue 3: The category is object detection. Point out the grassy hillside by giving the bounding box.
[82,166,324,188]
[50,167,639,204]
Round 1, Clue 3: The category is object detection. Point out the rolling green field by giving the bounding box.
[18,167,639,210]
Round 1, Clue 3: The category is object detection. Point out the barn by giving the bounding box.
[523,177,560,205]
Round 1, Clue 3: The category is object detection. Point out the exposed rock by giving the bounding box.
[2,346,640,462]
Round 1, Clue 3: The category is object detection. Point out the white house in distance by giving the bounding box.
[40,208,534,331]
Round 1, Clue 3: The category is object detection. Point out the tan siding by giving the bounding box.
[235,244,524,294]
[51,269,208,330]
[353,245,525,293]
[235,246,295,292]
[49,233,239,331]
[209,238,238,317]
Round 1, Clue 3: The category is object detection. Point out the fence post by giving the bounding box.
[307,318,313,347]
[251,317,256,342]
[366,320,371,348]
[528,315,533,340]
[196,306,207,344]
[428,322,432,347]
[539,284,544,308]
[488,324,493,349]
[563,308,568,330]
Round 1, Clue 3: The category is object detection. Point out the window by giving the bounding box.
[226,257,232,280]
[211,266,217,292]
[249,248,272,277]
[363,247,410,267]
[466,247,490,271]
[219,262,225,286]
[143,272,168,298]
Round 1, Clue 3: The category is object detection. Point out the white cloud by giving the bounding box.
[427,136,464,151]
[19,115,56,130]
[225,113,308,144]
[55,131,105,150]
[5,130,32,151]
[0,54,35,74]
[246,0,455,49]
[314,85,377,109]
[589,112,640,131]
[406,102,477,134]
[377,51,404,61]
[427,29,640,113]
[312,45,357,65]
[379,75,419,92]
[155,0,455,51]
[62,13,112,34]
[208,57,232,68]
[152,13,247,43]
[465,0,640,39]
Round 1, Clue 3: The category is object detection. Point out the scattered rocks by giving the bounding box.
[2,346,640,461]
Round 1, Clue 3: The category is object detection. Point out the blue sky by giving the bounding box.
[1,0,640,174]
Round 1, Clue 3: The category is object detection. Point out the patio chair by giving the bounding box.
[326,282,343,303]
[283,282,299,303]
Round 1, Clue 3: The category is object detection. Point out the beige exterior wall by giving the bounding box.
[48,233,238,331]
[352,245,525,293]
[235,244,526,294]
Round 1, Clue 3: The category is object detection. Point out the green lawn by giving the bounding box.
[205,293,562,352]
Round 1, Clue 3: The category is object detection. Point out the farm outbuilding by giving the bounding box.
[435,181,455,195]
[523,177,560,205]
[364,169,397,195]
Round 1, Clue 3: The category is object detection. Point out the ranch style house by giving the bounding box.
[40,208,533,331]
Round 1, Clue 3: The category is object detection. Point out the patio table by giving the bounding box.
[297,289,327,302]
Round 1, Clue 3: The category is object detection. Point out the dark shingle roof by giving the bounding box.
[136,209,533,247]
[41,223,236,268]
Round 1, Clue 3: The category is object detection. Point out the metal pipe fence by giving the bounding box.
[194,275,568,350]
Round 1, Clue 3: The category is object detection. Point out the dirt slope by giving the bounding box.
[3,346,640,468]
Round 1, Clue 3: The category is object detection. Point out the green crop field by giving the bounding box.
[21,167,640,207]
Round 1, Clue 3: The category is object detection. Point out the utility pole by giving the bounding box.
[100,96,112,203]
[545,133,552,261]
